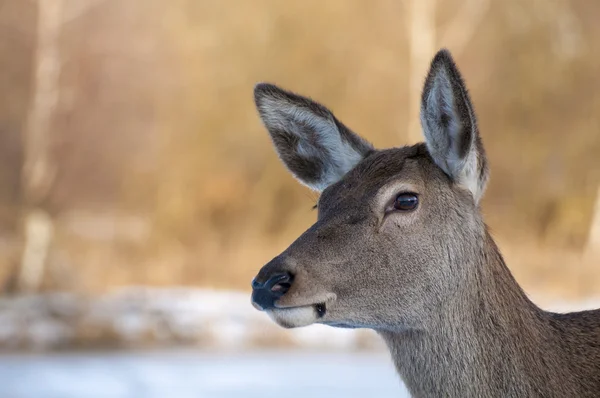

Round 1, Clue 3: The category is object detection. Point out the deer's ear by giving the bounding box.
[420,49,489,204]
[254,83,373,192]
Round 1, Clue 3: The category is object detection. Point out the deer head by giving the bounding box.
[251,49,489,331]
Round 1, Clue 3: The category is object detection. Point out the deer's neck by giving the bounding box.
[379,234,571,398]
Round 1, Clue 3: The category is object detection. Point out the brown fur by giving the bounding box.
[250,49,600,397]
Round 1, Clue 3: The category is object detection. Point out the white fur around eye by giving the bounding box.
[375,181,420,213]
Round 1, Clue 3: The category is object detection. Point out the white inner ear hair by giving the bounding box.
[422,69,483,203]
[263,98,363,191]
[457,147,483,204]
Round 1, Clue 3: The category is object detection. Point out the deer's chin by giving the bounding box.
[266,306,318,328]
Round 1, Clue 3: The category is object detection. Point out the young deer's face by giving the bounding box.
[251,50,489,331]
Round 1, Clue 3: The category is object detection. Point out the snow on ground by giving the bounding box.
[0,289,597,398]
[0,287,597,351]
[0,288,383,351]
[0,351,410,398]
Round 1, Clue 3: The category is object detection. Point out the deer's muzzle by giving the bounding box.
[251,272,294,311]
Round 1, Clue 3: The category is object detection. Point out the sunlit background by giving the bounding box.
[0,0,599,397]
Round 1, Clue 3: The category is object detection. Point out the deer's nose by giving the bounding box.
[251,272,294,311]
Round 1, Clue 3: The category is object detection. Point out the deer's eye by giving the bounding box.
[393,193,418,211]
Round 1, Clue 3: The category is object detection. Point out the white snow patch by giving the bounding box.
[0,288,597,351]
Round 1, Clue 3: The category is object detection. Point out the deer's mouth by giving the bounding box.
[266,300,331,328]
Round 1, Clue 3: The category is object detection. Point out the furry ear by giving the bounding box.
[254,83,373,192]
[420,49,489,204]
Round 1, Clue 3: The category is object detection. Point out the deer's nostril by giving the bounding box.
[264,272,293,290]
[270,281,292,295]
[266,273,293,297]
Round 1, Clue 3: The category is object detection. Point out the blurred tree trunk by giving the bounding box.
[17,0,64,292]
[405,0,489,144]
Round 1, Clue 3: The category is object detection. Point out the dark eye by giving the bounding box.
[393,193,418,211]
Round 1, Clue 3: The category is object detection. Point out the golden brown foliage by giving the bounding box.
[0,0,598,295]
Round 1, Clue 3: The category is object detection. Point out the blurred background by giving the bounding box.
[0,0,599,397]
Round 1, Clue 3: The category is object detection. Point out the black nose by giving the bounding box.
[251,272,294,311]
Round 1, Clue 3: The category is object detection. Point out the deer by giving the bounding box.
[249,49,600,397]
